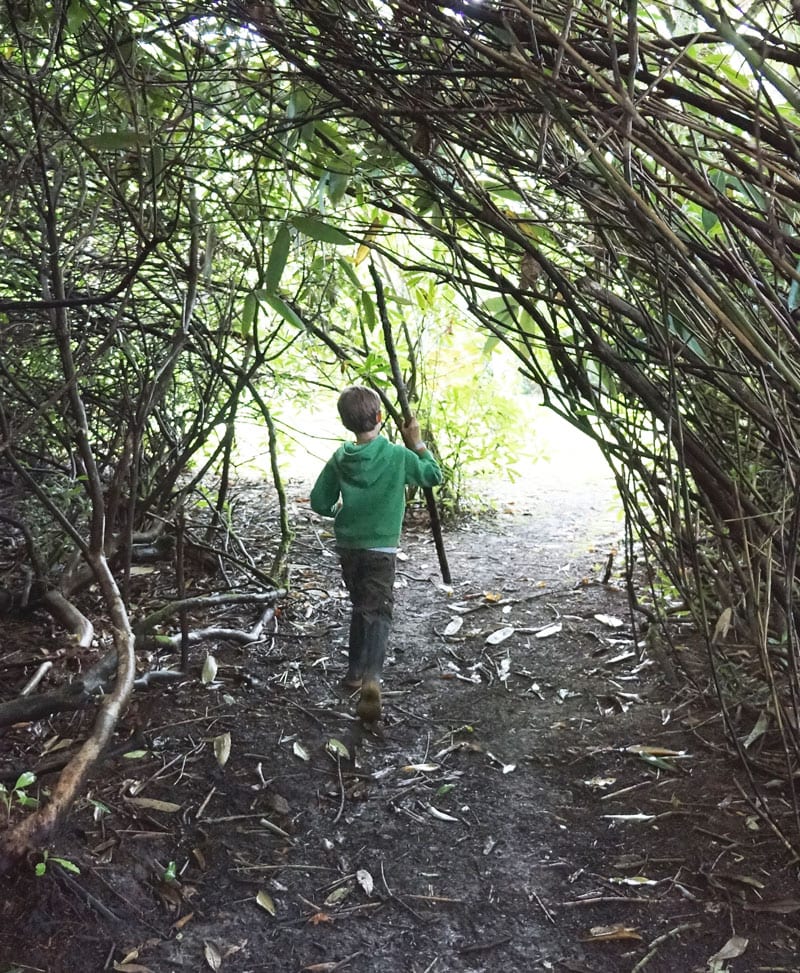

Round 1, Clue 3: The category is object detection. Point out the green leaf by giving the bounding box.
[66,0,89,33]
[361,291,376,332]
[241,292,257,338]
[83,131,147,151]
[291,216,351,245]
[52,857,81,875]
[266,225,291,293]
[788,258,800,311]
[337,255,361,289]
[14,772,35,790]
[701,207,719,232]
[326,170,350,205]
[709,168,727,192]
[256,292,307,330]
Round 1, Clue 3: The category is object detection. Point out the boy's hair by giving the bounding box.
[337,386,381,433]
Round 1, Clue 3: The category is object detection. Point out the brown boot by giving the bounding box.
[356,678,381,723]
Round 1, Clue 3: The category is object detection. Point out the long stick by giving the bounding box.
[369,262,452,585]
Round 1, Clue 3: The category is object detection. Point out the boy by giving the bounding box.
[310,386,443,722]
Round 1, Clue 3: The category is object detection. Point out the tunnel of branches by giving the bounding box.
[2,0,800,867]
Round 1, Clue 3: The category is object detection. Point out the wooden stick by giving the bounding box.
[369,261,451,585]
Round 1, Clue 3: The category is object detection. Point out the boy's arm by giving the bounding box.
[401,418,443,487]
[401,416,443,487]
[309,460,341,516]
[401,417,424,451]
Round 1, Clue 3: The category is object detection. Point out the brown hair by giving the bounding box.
[337,386,380,433]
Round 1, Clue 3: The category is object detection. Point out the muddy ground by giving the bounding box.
[1,462,799,973]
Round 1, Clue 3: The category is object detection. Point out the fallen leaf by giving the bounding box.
[204,941,222,971]
[496,657,511,683]
[113,965,154,973]
[484,591,503,602]
[266,792,290,816]
[535,622,562,639]
[42,736,75,754]
[293,742,311,761]
[742,711,770,749]
[256,890,276,915]
[401,763,440,773]
[302,964,341,972]
[708,934,748,970]
[326,738,350,760]
[713,606,733,642]
[201,655,218,685]
[356,869,374,896]
[623,745,688,757]
[583,924,642,942]
[608,875,658,886]
[486,752,516,774]
[443,617,463,636]
[324,884,351,906]
[605,650,636,664]
[743,898,800,913]
[125,797,181,813]
[213,733,231,768]
[173,912,195,930]
[307,912,333,925]
[485,626,514,645]
[425,804,460,822]
[594,613,624,628]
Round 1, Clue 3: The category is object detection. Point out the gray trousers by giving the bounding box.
[338,549,396,679]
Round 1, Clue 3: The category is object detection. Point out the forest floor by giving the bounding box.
[1,448,800,973]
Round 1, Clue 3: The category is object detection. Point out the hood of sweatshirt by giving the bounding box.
[336,436,391,488]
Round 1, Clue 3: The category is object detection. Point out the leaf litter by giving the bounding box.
[1,478,798,973]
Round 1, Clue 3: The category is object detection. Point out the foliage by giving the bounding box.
[4,0,800,858]
[35,850,80,877]
[426,336,538,514]
[0,773,38,821]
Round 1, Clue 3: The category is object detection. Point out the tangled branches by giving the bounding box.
[231,0,800,810]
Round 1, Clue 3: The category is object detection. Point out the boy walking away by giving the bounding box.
[310,386,443,723]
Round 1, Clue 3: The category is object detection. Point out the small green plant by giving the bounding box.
[35,850,81,877]
[88,797,112,823]
[0,772,39,821]
[163,860,178,883]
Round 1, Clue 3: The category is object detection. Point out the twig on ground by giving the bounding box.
[530,888,556,923]
[195,786,216,820]
[20,662,53,697]
[57,869,120,922]
[630,922,702,971]
[734,777,800,861]
[380,860,427,922]
[333,755,346,824]
[257,817,295,843]
[560,895,652,906]
[458,937,512,954]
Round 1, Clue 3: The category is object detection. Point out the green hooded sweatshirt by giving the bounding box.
[309,436,443,549]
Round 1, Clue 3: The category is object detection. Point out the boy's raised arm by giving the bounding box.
[401,416,426,452]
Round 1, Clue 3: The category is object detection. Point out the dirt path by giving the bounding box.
[0,451,797,973]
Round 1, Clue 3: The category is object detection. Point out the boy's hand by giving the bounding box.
[401,417,423,450]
